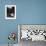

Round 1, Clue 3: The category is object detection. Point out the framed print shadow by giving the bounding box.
[5,5,16,19]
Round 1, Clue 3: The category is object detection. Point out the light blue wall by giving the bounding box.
[0,0,18,44]
[17,0,46,24]
[0,0,46,44]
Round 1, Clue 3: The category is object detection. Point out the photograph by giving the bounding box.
[5,5,16,19]
[18,24,46,46]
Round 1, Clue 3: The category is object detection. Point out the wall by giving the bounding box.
[17,0,46,24]
[0,0,18,44]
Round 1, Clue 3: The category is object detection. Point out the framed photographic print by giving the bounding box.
[18,24,46,42]
[5,5,16,19]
